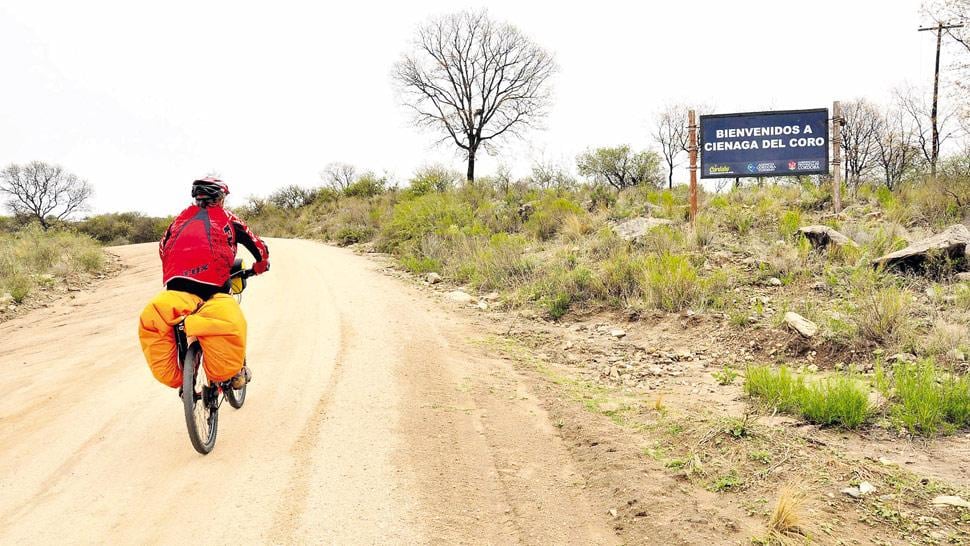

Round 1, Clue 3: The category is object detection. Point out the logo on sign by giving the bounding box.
[788,161,797,170]
[747,163,756,173]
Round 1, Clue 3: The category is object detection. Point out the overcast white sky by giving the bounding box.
[0,0,952,216]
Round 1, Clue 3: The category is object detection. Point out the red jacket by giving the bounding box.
[160,204,269,288]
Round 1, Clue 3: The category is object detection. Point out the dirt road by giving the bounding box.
[0,240,615,544]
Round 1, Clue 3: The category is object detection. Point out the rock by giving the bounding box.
[841,487,862,498]
[447,290,474,304]
[799,225,859,249]
[612,217,674,241]
[932,495,970,509]
[957,272,970,282]
[784,312,818,338]
[872,224,970,272]
[482,291,500,301]
[807,364,819,373]
[476,301,488,311]
[608,508,618,518]
[888,353,917,364]
[610,329,627,339]
[841,482,874,499]
[609,366,620,379]
[0,293,12,306]
[766,277,782,287]
[426,272,443,284]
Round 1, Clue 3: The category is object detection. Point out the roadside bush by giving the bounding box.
[379,193,475,252]
[269,185,319,209]
[745,366,871,429]
[78,212,170,245]
[0,226,106,303]
[725,206,754,236]
[344,173,387,198]
[797,375,871,428]
[524,195,586,241]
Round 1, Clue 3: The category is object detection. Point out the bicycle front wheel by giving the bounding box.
[182,342,219,454]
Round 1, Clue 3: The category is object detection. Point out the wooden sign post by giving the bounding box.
[688,109,698,223]
[832,101,842,214]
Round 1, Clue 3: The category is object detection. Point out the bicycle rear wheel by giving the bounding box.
[182,342,219,454]
[225,366,247,409]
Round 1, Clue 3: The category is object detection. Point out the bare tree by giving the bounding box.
[576,146,662,190]
[896,85,960,176]
[875,108,922,190]
[528,158,576,190]
[394,10,557,182]
[321,162,357,191]
[652,104,689,190]
[0,161,93,230]
[840,98,884,192]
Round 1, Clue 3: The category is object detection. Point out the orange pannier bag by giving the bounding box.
[138,291,247,388]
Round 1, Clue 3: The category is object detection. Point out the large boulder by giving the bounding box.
[799,225,858,249]
[612,217,674,241]
[872,224,970,272]
[784,312,818,338]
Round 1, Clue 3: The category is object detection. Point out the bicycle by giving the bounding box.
[176,259,255,454]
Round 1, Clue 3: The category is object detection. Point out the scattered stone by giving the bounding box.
[612,217,674,242]
[446,290,474,304]
[609,367,620,380]
[766,277,782,287]
[888,353,917,364]
[610,329,627,339]
[872,224,970,272]
[0,293,12,306]
[425,272,443,284]
[476,301,488,311]
[932,495,970,509]
[7,305,16,312]
[784,312,818,338]
[841,482,874,499]
[799,225,859,249]
[482,291,500,301]
[957,272,970,282]
[608,508,618,518]
[807,364,819,373]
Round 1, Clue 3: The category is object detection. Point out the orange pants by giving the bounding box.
[138,291,247,388]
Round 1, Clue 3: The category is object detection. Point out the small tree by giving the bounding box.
[875,108,922,190]
[394,10,557,182]
[0,161,93,230]
[321,162,357,191]
[840,98,884,192]
[576,146,662,190]
[269,185,319,209]
[652,104,690,190]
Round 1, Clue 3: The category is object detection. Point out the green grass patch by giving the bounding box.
[744,366,872,429]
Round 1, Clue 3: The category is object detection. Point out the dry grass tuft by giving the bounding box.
[767,486,805,540]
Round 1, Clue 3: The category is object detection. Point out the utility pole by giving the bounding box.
[919,21,965,180]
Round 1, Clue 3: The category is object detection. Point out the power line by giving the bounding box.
[917,21,965,179]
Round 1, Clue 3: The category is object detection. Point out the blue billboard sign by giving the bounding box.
[700,109,829,178]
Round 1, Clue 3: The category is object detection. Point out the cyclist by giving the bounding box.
[147,177,270,389]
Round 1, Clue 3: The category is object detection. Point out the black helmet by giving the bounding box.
[191,177,230,204]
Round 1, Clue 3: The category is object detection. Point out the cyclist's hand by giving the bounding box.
[252,260,270,275]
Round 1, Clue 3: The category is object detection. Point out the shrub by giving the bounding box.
[404,165,459,198]
[6,274,31,303]
[852,285,911,345]
[334,225,375,246]
[524,195,586,241]
[891,361,950,435]
[641,253,701,312]
[744,366,802,413]
[400,255,441,274]
[595,250,645,303]
[778,209,802,239]
[343,173,387,198]
[725,206,754,235]
[269,185,319,209]
[797,375,871,428]
[379,193,475,252]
